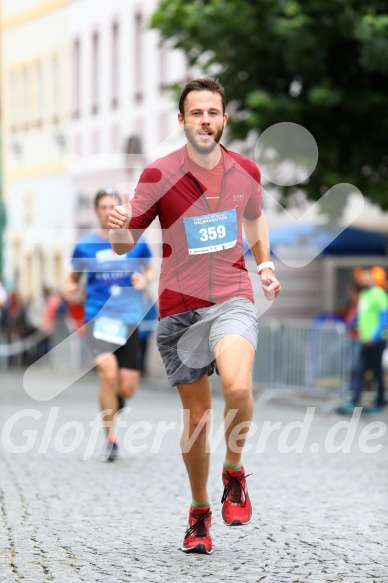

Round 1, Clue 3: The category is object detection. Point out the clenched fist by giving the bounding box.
[108,192,132,230]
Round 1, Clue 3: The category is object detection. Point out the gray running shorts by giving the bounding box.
[156,298,258,387]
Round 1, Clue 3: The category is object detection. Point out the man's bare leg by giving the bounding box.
[178,375,212,504]
[214,334,255,525]
[118,368,139,400]
[95,353,119,440]
[214,334,255,461]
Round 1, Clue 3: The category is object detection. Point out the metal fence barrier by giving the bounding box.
[0,315,88,370]
[2,316,386,407]
[253,319,353,402]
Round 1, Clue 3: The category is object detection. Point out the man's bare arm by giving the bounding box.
[109,228,135,255]
[62,271,82,302]
[243,211,270,266]
[243,211,281,300]
[108,192,135,255]
[131,262,156,290]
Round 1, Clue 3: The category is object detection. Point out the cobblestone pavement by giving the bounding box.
[0,368,387,583]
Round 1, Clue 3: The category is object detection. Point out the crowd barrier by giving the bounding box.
[2,316,386,407]
[0,315,88,369]
[0,315,156,371]
[253,319,353,402]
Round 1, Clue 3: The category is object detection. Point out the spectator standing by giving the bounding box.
[337,267,388,414]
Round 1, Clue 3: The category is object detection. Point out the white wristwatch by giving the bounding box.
[256,261,275,274]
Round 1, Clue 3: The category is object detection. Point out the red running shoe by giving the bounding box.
[181,506,213,555]
[221,466,252,526]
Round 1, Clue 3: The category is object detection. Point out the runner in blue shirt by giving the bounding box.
[63,188,155,461]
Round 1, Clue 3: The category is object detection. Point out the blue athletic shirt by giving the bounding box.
[71,232,152,325]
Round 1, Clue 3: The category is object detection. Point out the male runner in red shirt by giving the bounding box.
[109,78,281,554]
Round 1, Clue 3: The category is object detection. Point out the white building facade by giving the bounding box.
[68,0,188,230]
[1,0,188,296]
[1,0,73,296]
[2,0,387,333]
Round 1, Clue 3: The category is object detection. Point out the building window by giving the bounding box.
[134,12,143,102]
[91,32,99,115]
[111,22,119,108]
[15,68,23,131]
[73,38,81,118]
[29,63,37,127]
[159,43,168,93]
[76,193,92,211]
[9,70,16,132]
[36,61,44,126]
[23,66,29,129]
[52,55,61,123]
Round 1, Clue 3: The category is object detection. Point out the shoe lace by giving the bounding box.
[184,510,211,539]
[221,472,252,505]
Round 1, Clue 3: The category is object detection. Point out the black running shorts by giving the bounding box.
[85,321,140,370]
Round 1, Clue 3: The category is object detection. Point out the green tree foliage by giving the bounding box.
[151,0,388,209]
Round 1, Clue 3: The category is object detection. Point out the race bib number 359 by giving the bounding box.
[184,209,237,255]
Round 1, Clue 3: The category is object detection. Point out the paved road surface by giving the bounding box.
[0,368,387,582]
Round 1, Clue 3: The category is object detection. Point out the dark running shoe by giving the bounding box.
[117,396,125,412]
[101,440,118,462]
[181,506,213,555]
[363,405,384,414]
[221,466,252,526]
[335,401,357,415]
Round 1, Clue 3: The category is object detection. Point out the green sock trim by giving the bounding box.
[223,459,242,471]
[192,499,211,509]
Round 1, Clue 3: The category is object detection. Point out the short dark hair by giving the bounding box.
[94,187,121,209]
[179,77,226,116]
